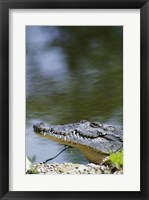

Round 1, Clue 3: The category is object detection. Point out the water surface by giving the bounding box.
[26,26,123,164]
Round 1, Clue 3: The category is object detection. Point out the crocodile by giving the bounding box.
[33,120,123,164]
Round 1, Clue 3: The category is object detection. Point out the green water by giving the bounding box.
[26,26,123,164]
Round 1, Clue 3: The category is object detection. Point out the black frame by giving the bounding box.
[0,0,148,199]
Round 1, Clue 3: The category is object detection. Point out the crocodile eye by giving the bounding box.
[90,122,102,128]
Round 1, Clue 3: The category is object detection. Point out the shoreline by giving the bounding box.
[26,162,123,175]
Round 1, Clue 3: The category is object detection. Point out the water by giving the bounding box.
[26,26,123,164]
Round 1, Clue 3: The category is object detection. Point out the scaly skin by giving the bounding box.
[33,120,123,164]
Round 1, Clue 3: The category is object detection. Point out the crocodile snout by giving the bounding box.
[33,122,46,132]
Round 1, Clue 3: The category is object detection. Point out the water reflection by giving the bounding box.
[26,26,123,164]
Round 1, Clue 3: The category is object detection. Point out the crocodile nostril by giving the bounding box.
[33,124,37,129]
[39,122,45,126]
[33,122,45,128]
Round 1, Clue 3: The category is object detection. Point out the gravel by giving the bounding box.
[26,162,123,175]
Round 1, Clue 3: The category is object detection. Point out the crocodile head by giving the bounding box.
[33,120,123,164]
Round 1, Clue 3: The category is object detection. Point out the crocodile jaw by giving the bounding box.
[34,127,108,164]
[33,122,123,164]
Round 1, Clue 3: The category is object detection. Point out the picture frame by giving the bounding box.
[0,0,148,199]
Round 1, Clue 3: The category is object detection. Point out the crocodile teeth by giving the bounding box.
[43,133,46,136]
[73,134,78,140]
[79,136,83,140]
[64,136,67,141]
